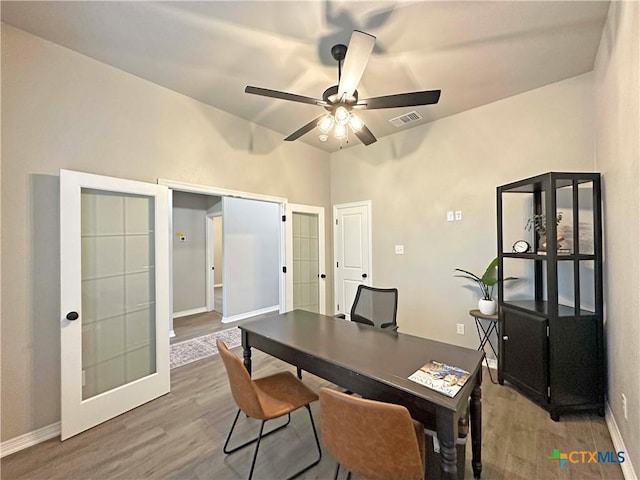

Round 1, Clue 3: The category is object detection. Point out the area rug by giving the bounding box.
[170,327,241,369]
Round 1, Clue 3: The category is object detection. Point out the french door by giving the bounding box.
[60,169,170,440]
[285,204,326,314]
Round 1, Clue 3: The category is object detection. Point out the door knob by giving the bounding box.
[362,273,368,278]
[320,274,326,279]
[66,311,79,321]
[503,335,509,341]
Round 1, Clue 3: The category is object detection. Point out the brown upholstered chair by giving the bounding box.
[320,388,425,480]
[217,339,322,480]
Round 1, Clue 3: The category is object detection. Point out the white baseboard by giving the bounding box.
[0,422,60,458]
[173,307,207,319]
[222,305,279,323]
[214,283,223,288]
[606,402,637,480]
[485,357,498,370]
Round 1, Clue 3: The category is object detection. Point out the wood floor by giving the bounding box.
[2,312,623,480]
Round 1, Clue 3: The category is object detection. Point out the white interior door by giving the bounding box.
[285,204,326,314]
[60,169,170,440]
[334,201,372,317]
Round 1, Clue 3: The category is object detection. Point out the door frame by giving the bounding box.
[285,203,326,314]
[158,179,287,332]
[333,200,373,316]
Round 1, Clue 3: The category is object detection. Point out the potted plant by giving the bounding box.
[454,257,516,315]
[525,212,563,251]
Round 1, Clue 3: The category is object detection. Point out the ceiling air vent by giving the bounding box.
[389,110,422,127]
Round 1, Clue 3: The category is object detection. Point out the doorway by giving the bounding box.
[159,179,286,336]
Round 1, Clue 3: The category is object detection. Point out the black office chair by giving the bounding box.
[350,285,399,331]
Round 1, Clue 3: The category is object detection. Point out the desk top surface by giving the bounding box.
[240,309,483,411]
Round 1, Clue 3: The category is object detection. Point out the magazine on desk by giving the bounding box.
[407,361,470,397]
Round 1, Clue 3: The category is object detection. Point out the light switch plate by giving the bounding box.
[447,211,455,222]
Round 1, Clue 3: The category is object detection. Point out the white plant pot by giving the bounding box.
[478,299,497,315]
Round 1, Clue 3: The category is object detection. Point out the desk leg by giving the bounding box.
[241,330,252,375]
[435,407,457,480]
[470,375,482,479]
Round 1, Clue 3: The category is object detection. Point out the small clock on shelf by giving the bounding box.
[512,240,530,253]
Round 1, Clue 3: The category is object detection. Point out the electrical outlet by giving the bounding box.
[456,323,465,335]
[395,245,404,255]
[622,394,627,420]
[455,210,463,221]
[447,211,454,222]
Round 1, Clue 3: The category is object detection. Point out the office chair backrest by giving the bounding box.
[320,388,425,480]
[217,339,265,419]
[350,285,398,329]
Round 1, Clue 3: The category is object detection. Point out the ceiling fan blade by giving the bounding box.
[354,124,377,146]
[337,30,376,100]
[245,86,327,107]
[356,90,441,109]
[284,115,325,141]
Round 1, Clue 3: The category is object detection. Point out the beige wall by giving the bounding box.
[595,0,640,473]
[331,72,596,347]
[0,24,331,441]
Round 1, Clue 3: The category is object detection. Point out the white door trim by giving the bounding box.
[157,179,287,332]
[285,203,326,314]
[333,200,373,316]
[158,179,286,204]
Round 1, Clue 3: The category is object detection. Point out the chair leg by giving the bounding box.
[333,463,340,480]
[223,409,291,454]
[224,406,321,480]
[247,420,266,480]
[296,366,303,379]
[284,405,323,480]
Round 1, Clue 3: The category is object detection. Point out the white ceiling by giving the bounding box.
[1,1,610,153]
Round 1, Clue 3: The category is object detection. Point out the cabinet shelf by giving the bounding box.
[497,172,604,421]
[502,300,595,317]
[501,252,598,261]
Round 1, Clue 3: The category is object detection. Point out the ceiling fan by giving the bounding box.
[245,30,441,146]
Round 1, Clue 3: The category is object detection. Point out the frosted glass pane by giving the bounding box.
[126,236,153,273]
[125,196,153,234]
[82,236,125,279]
[126,347,155,383]
[292,212,320,313]
[82,277,126,322]
[82,316,125,366]
[81,189,156,400]
[81,191,124,236]
[126,309,153,350]
[125,271,154,311]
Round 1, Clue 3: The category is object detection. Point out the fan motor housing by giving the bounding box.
[322,85,358,111]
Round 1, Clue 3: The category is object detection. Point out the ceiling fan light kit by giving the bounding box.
[245,30,441,147]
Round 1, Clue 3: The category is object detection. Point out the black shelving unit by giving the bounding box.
[496,172,604,421]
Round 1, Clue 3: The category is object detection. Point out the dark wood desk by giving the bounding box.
[240,310,483,480]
